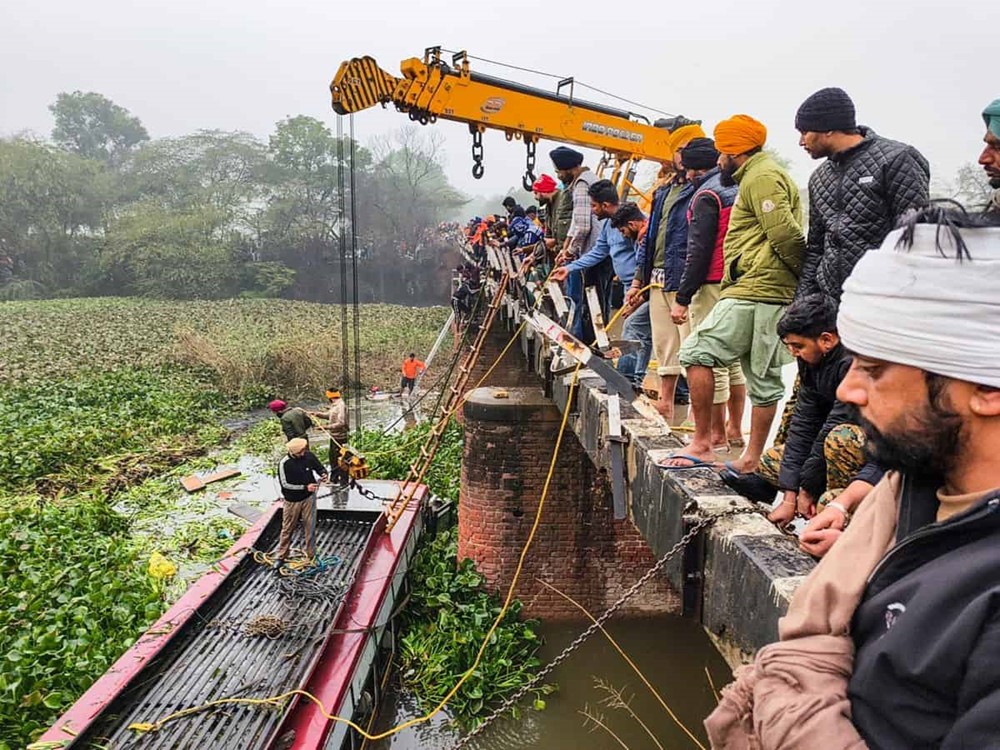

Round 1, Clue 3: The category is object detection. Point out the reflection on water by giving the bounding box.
[372,616,730,749]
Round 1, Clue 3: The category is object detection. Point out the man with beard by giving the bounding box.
[980,98,1000,213]
[705,207,1000,749]
[550,146,600,341]
[794,87,929,301]
[671,137,746,451]
[665,115,805,470]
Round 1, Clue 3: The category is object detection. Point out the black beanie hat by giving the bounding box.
[680,137,720,170]
[795,87,857,133]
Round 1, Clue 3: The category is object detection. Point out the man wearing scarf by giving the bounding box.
[665,115,805,471]
[706,207,1000,749]
[980,98,1000,213]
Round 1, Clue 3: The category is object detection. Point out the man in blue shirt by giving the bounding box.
[551,181,651,388]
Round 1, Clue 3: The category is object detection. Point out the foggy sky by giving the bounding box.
[1,0,995,198]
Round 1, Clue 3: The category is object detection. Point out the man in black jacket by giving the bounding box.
[275,437,328,565]
[794,87,929,300]
[724,295,881,551]
[829,208,1000,748]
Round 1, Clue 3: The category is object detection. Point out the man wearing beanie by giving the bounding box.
[980,98,1000,213]
[671,138,746,451]
[667,115,805,472]
[795,86,929,300]
[276,437,328,566]
[630,118,704,418]
[549,146,600,341]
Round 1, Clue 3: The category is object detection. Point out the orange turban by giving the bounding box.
[714,115,768,155]
[667,123,706,156]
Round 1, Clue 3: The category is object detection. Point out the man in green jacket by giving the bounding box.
[665,114,805,472]
[268,399,314,443]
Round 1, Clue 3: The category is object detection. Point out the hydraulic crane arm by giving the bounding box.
[331,47,675,193]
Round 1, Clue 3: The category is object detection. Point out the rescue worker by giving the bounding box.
[667,115,806,471]
[981,98,1000,213]
[324,388,350,487]
[400,353,425,395]
[275,437,327,566]
[670,137,746,451]
[794,87,929,301]
[705,207,1000,749]
[522,174,561,274]
[268,399,314,443]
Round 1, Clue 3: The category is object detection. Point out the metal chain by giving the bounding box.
[470,128,485,179]
[351,480,392,504]
[451,507,762,749]
[522,139,537,191]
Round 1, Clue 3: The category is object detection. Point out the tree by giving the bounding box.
[100,204,238,299]
[0,137,106,295]
[50,91,149,166]
[123,130,266,226]
[364,128,467,301]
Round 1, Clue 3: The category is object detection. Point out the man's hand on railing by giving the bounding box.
[549,267,570,282]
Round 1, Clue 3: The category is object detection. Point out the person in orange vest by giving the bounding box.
[400,353,426,395]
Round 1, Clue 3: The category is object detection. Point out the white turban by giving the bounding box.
[838,224,1000,388]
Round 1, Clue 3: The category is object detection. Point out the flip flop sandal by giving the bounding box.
[657,453,716,470]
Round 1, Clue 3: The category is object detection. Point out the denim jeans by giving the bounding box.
[617,300,651,386]
[565,270,586,340]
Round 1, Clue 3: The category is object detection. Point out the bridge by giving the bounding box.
[453,256,816,666]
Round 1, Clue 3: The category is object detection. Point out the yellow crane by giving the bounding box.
[330,46,691,201]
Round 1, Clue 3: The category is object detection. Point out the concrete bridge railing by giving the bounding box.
[456,297,816,667]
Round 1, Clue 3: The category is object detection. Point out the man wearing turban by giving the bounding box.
[549,146,601,341]
[276,437,328,567]
[980,98,1000,213]
[670,137,747,450]
[705,207,1000,749]
[664,115,805,472]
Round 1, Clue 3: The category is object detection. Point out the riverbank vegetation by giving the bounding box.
[363,422,549,725]
[0,297,449,747]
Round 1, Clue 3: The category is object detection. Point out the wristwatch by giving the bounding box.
[827,500,852,526]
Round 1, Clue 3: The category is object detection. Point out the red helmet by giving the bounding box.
[268,399,287,412]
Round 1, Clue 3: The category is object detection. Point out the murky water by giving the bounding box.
[371,615,730,749]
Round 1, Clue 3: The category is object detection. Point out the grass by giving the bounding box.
[0,297,452,399]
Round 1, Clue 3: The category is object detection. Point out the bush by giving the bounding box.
[0,498,164,747]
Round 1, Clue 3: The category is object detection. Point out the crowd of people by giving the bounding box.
[462,90,1000,748]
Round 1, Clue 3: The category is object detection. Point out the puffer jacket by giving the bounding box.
[722,152,806,304]
[797,128,929,300]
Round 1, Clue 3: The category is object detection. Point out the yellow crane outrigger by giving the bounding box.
[331,46,685,202]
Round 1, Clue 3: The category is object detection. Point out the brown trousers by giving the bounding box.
[276,496,316,560]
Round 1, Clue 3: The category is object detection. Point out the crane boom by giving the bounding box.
[331,47,675,193]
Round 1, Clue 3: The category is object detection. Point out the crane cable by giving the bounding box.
[349,114,363,430]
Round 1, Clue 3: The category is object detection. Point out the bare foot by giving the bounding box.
[726,454,760,474]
